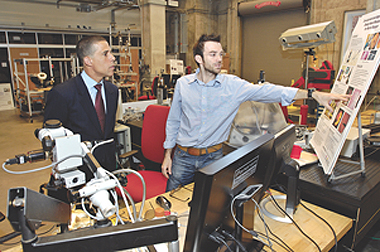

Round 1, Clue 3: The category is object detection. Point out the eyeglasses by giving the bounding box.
[169,185,192,202]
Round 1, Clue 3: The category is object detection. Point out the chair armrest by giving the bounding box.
[119,150,139,159]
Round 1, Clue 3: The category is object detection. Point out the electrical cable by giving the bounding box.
[258,194,294,252]
[120,186,137,220]
[1,223,56,246]
[90,138,114,154]
[113,162,147,221]
[36,224,57,236]
[251,197,274,251]
[108,169,139,222]
[220,229,248,252]
[208,231,233,252]
[111,168,148,222]
[216,237,233,252]
[2,154,84,175]
[110,189,125,225]
[271,183,336,252]
[300,201,338,252]
[0,239,21,246]
[81,198,99,220]
[114,158,138,220]
[255,230,293,252]
[230,188,273,249]
[269,193,322,252]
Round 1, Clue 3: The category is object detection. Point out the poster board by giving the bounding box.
[311,9,380,175]
[0,83,14,111]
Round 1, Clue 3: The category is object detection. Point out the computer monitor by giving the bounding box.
[170,74,181,88]
[161,74,171,87]
[184,133,276,252]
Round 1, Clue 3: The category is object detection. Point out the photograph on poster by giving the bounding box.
[324,100,337,119]
[363,33,380,60]
[333,109,344,128]
[347,88,362,110]
[338,112,351,133]
[337,65,354,83]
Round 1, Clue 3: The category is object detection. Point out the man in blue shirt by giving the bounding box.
[162,34,348,192]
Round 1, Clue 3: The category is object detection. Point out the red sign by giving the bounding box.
[255,1,281,9]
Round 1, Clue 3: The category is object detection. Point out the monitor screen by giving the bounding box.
[184,134,275,252]
[170,74,181,88]
[161,74,171,86]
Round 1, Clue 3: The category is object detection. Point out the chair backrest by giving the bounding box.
[141,105,170,163]
[151,76,159,97]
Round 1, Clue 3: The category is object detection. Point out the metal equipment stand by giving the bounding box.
[303,48,316,94]
[110,26,139,101]
[13,57,76,122]
[328,113,366,182]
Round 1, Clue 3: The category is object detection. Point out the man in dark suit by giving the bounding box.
[44,35,119,174]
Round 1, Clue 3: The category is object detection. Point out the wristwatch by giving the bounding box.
[308,88,316,99]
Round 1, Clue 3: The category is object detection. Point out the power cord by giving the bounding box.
[257,193,294,252]
[272,182,338,252]
[2,154,84,175]
[230,185,274,250]
[208,231,233,252]
[268,193,322,252]
[300,201,338,252]
[220,229,248,252]
[255,230,294,252]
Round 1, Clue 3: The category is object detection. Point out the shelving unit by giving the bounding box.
[110,28,139,102]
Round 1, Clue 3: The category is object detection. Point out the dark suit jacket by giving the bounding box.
[44,74,119,172]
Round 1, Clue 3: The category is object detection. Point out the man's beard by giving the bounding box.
[204,63,221,76]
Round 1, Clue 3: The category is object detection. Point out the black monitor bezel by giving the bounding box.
[184,133,275,252]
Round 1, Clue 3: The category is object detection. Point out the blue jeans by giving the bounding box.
[165,146,223,192]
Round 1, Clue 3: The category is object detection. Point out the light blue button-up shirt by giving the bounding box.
[163,69,298,149]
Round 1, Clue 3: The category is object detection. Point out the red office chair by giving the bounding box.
[118,104,170,202]
[138,76,158,101]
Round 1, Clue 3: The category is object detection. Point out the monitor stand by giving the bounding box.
[260,160,300,223]
[231,194,266,251]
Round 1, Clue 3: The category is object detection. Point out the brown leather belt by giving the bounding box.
[177,143,223,156]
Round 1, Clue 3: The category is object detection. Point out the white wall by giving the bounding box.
[0,0,140,33]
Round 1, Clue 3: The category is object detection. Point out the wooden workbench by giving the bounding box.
[123,185,352,252]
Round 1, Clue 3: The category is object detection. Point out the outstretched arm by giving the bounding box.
[293,89,350,112]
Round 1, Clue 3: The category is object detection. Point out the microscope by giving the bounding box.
[3,120,179,252]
